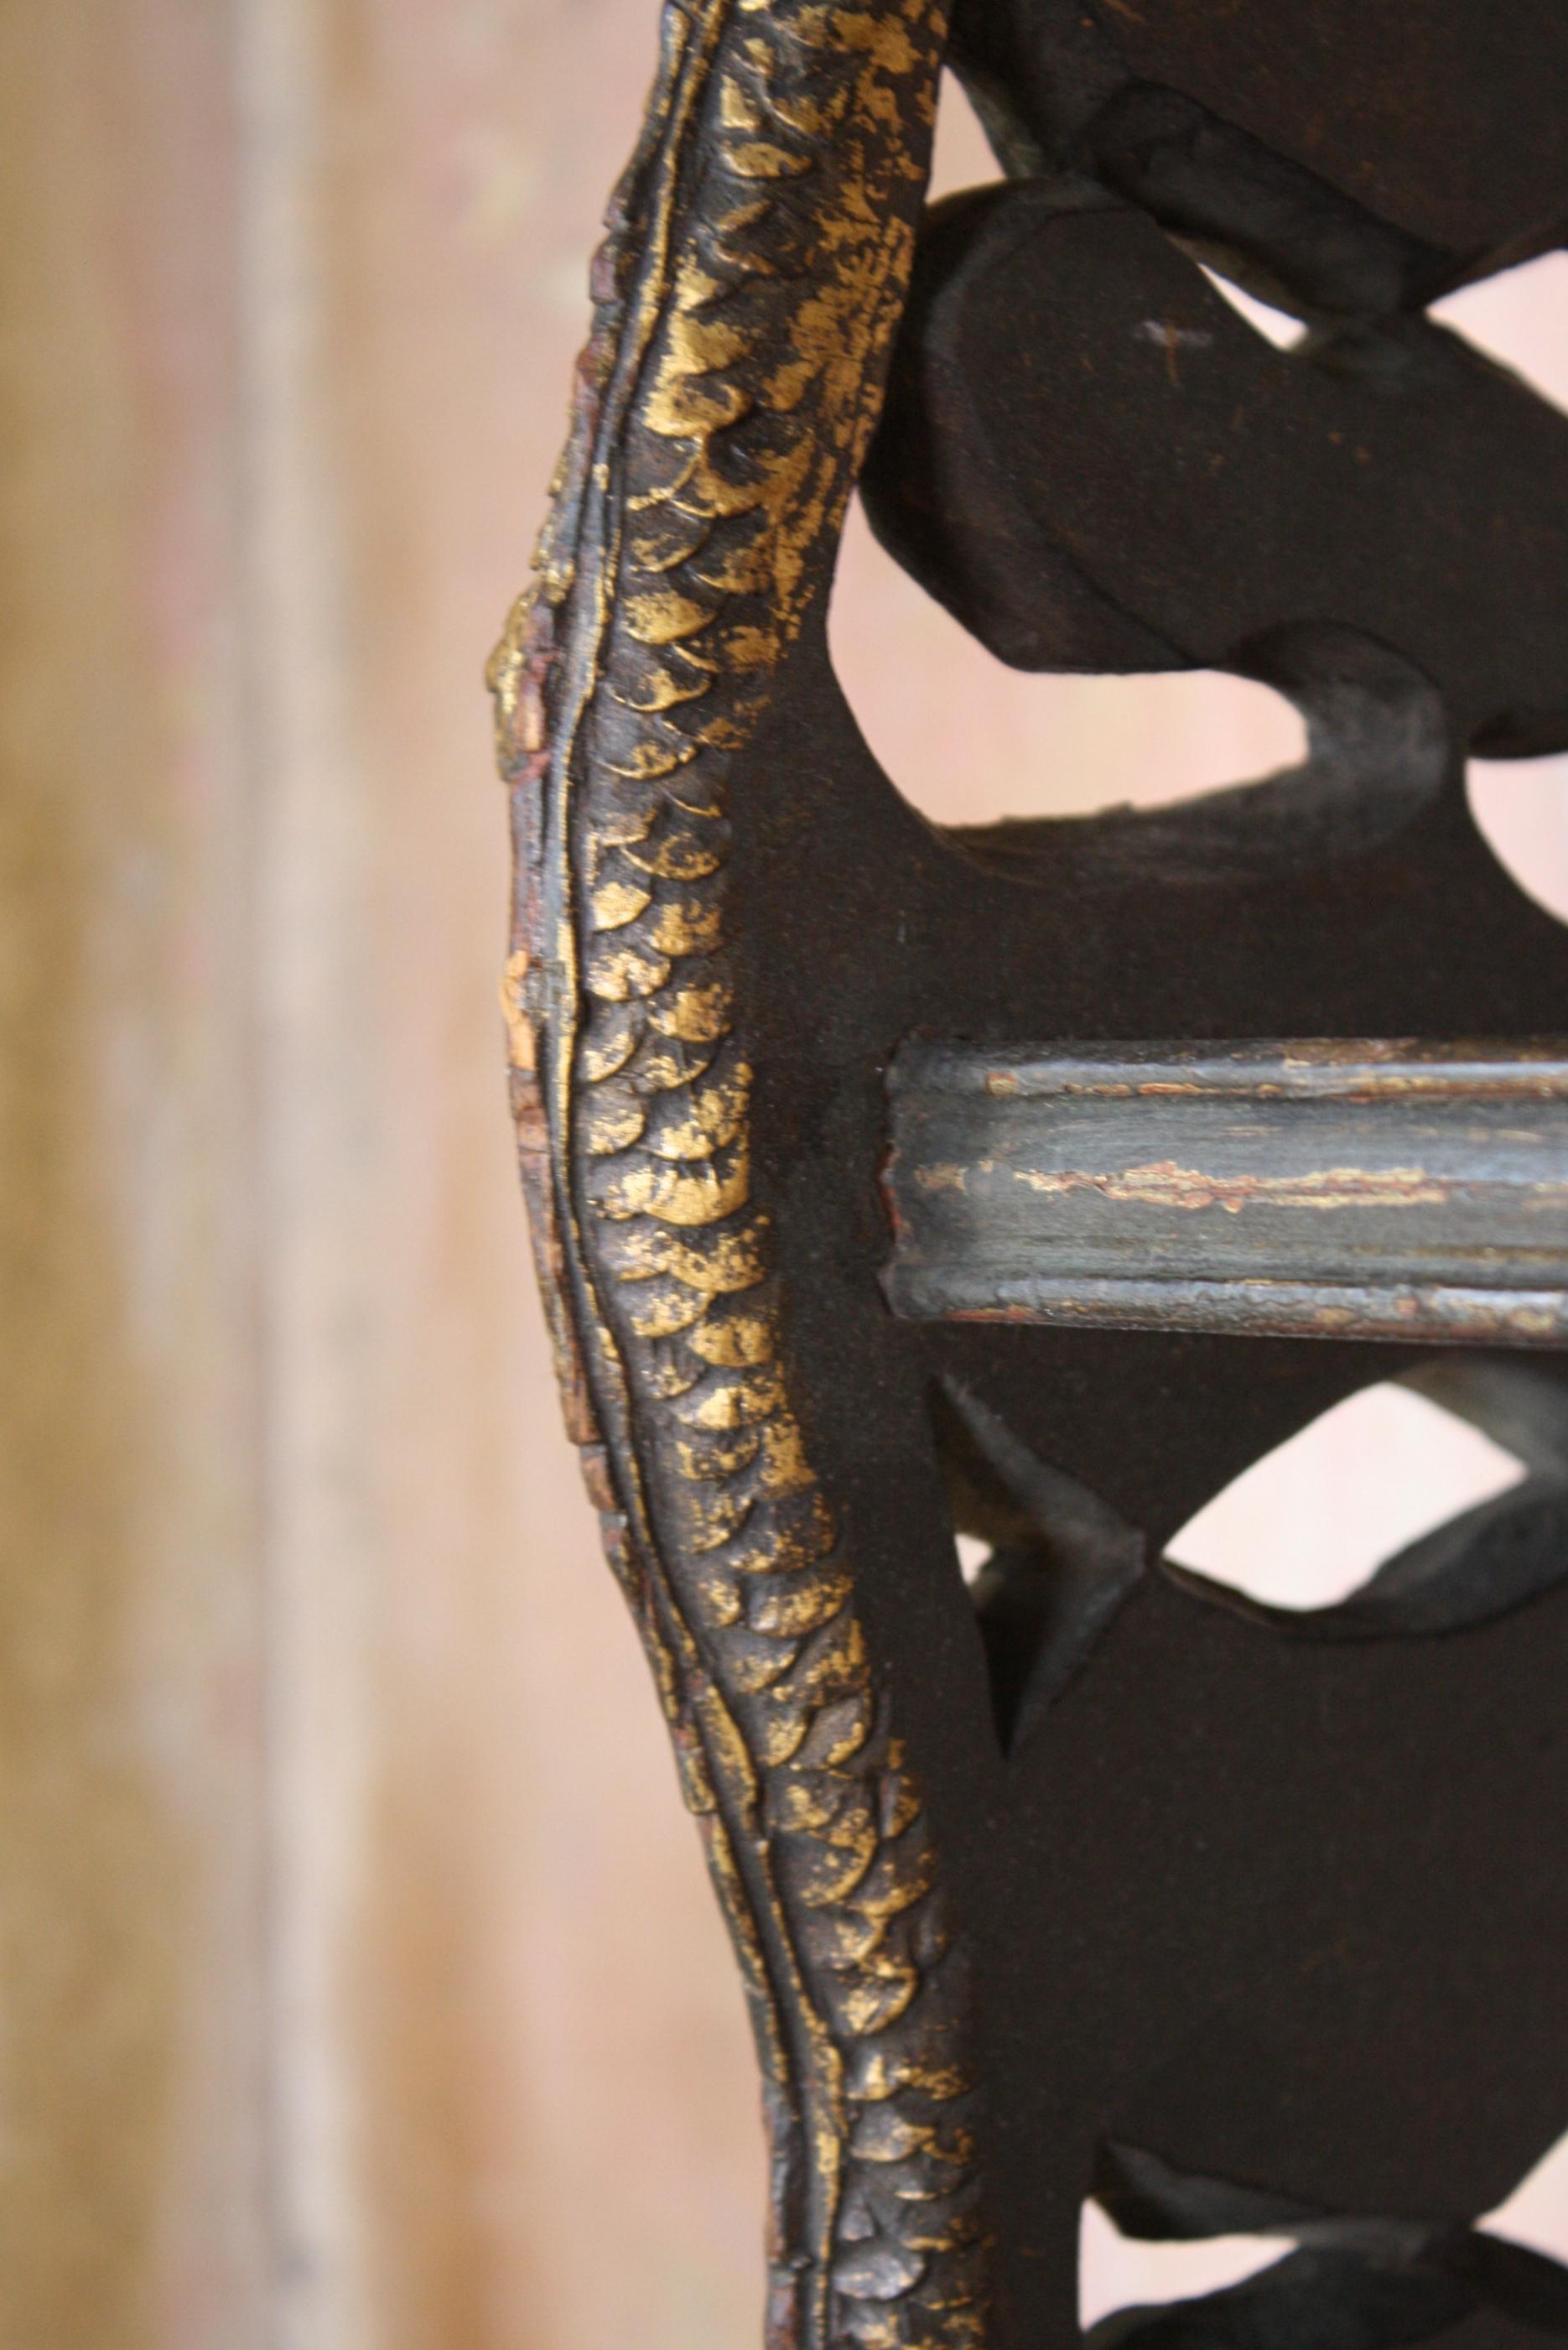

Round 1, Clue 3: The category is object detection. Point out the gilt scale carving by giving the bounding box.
[491,9,984,2346]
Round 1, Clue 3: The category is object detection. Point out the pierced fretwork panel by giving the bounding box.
[496,4,1568,2346]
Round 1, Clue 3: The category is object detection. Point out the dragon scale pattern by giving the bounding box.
[490,5,989,2347]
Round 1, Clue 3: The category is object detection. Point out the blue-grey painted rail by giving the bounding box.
[883,1042,1568,1345]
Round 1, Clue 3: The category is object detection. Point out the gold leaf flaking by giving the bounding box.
[622,834,723,881]
[649,980,734,1042]
[584,943,672,1002]
[802,1692,873,1768]
[635,1041,719,1092]
[691,1682,761,1817]
[581,1011,641,1082]
[650,1120,721,1164]
[774,1779,844,1834]
[756,1417,816,1494]
[605,1152,750,1228]
[694,537,779,595]
[785,1616,868,1701]
[879,1774,922,1842]
[606,738,694,782]
[591,880,653,931]
[839,1973,919,2037]
[750,1568,849,1640]
[663,306,753,378]
[766,91,832,135]
[799,1838,878,1910]
[582,1089,646,1156]
[724,1490,839,1577]
[854,1849,937,1925]
[828,9,919,75]
[646,1353,704,1401]
[851,2051,960,2106]
[691,710,751,750]
[680,1363,787,1430]
[647,897,725,957]
[593,803,658,849]
[674,1427,761,1479]
[665,777,728,820]
[645,372,751,439]
[759,1709,810,1768]
[817,1913,890,1971]
[619,1221,768,1296]
[729,1640,802,1695]
[701,1575,744,1628]
[828,1798,879,1858]
[629,517,711,574]
[684,1484,757,1553]
[725,138,813,179]
[628,1285,705,1339]
[500,950,534,1073]
[619,666,712,712]
[624,588,714,645]
[724,623,782,669]
[688,1308,774,1368]
[650,1076,750,1160]
[719,75,763,131]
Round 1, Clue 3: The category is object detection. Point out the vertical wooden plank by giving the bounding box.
[236,4,382,2338]
[0,3,264,2343]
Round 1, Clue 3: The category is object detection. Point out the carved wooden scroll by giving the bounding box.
[491,5,1568,2347]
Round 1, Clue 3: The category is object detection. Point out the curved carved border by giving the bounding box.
[489,6,989,2346]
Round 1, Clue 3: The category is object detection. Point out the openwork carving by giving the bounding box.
[493,5,1568,2345]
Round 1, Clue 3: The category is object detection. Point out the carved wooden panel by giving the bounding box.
[493,4,1568,2346]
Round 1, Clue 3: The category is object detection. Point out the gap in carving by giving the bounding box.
[1165,1381,1525,1611]
[829,500,1306,828]
[933,1382,1144,1755]
[1197,265,1301,350]
[1431,251,1568,419]
[1079,2197,1285,2335]
[929,66,998,204]
[954,1532,990,1589]
[1080,2135,1568,2340]
[1488,2129,1568,2265]
[840,132,1316,832]
[1469,757,1568,924]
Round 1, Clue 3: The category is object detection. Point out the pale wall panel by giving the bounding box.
[246,5,763,2347]
[0,3,263,2344]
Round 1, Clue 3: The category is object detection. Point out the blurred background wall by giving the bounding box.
[2,4,1565,2347]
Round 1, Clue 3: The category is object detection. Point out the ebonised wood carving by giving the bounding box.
[491,7,1568,2345]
